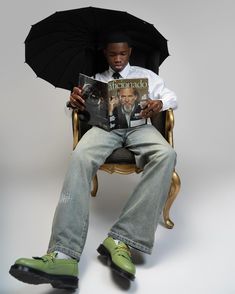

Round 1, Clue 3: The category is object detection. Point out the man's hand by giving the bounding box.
[140,99,163,118]
[108,96,119,115]
[68,87,86,111]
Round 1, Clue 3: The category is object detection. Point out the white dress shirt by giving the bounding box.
[95,63,177,111]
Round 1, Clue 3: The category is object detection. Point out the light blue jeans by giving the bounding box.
[48,124,176,259]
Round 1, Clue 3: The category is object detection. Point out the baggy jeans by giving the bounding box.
[48,124,176,260]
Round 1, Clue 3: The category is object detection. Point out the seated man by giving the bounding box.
[9,32,178,289]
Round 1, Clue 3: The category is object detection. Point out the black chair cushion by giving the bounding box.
[105,147,135,164]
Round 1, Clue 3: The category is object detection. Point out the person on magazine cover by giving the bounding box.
[109,87,145,128]
[10,32,178,289]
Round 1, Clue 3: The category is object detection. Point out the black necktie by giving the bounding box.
[112,72,121,79]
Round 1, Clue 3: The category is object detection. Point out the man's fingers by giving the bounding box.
[142,109,153,118]
[72,86,82,95]
[140,100,162,118]
[70,102,85,112]
[146,104,155,112]
[141,103,154,116]
[71,86,85,103]
[69,94,85,111]
[71,93,85,104]
[70,89,85,107]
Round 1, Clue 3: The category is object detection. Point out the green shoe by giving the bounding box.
[9,252,78,289]
[97,237,136,281]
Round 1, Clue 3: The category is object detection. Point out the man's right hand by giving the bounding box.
[68,87,85,111]
[108,96,119,115]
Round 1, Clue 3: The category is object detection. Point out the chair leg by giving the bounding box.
[91,174,98,197]
[163,171,181,229]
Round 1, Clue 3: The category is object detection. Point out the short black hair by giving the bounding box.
[102,31,132,48]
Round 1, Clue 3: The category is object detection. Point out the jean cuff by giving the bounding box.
[108,231,152,254]
[47,245,81,261]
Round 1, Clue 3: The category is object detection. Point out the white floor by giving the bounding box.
[1,161,235,294]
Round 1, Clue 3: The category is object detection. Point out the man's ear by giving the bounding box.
[128,47,132,57]
[103,49,107,57]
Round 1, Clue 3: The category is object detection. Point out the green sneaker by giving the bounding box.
[97,237,136,281]
[9,252,78,289]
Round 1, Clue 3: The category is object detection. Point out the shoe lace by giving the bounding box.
[114,243,132,261]
[33,252,57,263]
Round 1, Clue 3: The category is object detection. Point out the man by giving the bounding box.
[9,33,177,289]
[109,87,144,129]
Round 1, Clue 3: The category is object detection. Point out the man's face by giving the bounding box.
[119,88,137,114]
[104,42,132,72]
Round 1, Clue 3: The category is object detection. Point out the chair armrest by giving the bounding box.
[165,108,174,147]
[72,110,79,150]
[150,109,175,147]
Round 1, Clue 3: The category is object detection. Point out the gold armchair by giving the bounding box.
[72,108,180,229]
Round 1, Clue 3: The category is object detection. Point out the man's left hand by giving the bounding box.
[140,99,163,118]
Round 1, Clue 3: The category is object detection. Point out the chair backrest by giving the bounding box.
[77,49,166,138]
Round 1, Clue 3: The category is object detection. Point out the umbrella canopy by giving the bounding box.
[25,7,169,90]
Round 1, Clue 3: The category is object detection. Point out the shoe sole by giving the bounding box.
[97,244,135,281]
[9,264,78,289]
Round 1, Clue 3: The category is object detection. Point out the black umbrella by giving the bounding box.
[25,7,169,90]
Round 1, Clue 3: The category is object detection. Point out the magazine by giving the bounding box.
[78,73,149,131]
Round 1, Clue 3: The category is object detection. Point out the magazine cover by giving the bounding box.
[79,73,149,131]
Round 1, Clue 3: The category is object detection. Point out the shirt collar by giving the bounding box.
[109,63,130,79]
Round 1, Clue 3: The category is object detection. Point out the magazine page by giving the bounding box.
[78,73,110,131]
[107,78,149,130]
